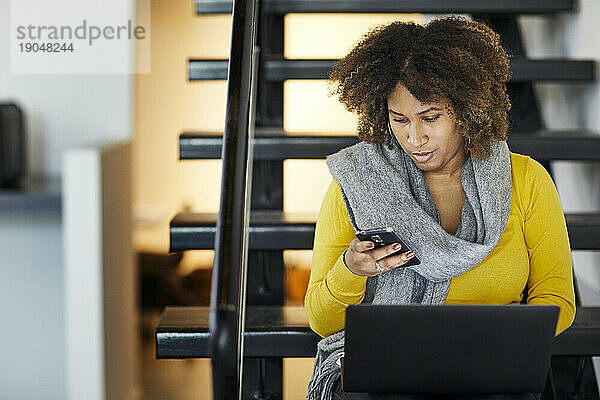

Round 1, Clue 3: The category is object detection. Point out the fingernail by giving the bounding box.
[366,242,374,249]
[406,252,415,259]
[393,243,402,250]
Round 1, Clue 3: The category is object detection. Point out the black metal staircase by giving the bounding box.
[157,1,600,399]
[188,58,595,81]
[179,130,600,161]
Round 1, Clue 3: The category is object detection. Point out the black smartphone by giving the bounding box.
[355,227,421,267]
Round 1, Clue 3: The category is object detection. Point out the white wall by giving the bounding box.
[0,0,135,398]
[64,142,138,400]
[0,212,63,400]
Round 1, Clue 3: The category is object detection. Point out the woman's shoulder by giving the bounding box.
[509,151,556,212]
[319,178,356,238]
[509,151,552,184]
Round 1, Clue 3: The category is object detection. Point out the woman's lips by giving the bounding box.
[412,150,436,163]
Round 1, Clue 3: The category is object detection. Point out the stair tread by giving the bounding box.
[170,211,316,251]
[172,210,318,225]
[196,0,575,14]
[156,305,600,358]
[172,211,600,226]
[170,211,600,251]
[188,58,595,82]
[180,130,600,161]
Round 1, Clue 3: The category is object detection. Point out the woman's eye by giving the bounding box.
[423,115,441,122]
[393,118,408,123]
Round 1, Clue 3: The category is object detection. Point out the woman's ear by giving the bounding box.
[463,135,472,153]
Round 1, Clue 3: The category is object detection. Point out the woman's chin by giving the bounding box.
[411,155,439,172]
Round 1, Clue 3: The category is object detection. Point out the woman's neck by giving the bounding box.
[424,150,469,186]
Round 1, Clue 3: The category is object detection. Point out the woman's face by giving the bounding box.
[387,84,467,175]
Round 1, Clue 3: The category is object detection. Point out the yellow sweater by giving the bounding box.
[305,152,576,338]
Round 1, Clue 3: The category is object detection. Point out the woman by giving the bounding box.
[305,16,576,400]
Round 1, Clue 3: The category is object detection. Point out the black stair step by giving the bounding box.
[188,59,595,82]
[170,211,600,252]
[566,214,600,251]
[196,0,575,14]
[156,306,318,358]
[180,131,600,161]
[170,211,316,251]
[180,132,358,160]
[156,305,600,358]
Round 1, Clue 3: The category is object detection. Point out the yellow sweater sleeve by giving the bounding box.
[521,158,576,335]
[304,179,366,338]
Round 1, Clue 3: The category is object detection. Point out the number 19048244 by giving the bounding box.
[19,42,74,52]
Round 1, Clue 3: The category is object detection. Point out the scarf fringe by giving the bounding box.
[306,332,345,400]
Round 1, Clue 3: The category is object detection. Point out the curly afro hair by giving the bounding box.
[328,16,511,159]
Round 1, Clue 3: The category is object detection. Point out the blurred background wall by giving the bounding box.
[0,0,134,398]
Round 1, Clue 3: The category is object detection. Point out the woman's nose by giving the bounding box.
[407,123,428,146]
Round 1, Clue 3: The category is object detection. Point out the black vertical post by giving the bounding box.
[242,8,286,400]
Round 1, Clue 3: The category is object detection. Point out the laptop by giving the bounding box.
[341,304,559,394]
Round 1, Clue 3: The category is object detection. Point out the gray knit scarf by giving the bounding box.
[306,140,512,400]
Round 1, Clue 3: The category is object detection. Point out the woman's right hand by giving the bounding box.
[343,239,415,276]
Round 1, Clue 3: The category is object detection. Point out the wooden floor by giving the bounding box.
[141,310,315,400]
